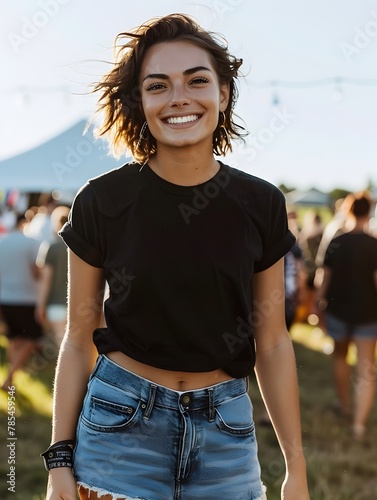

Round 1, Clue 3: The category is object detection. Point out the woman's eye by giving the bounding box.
[146,83,166,91]
[190,77,210,85]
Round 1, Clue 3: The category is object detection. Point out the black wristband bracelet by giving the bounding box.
[41,440,75,471]
[48,439,75,449]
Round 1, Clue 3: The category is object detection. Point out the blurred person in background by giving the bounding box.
[0,214,44,390]
[24,193,58,244]
[286,208,300,239]
[285,209,307,324]
[369,200,377,237]
[284,244,302,331]
[297,210,323,320]
[316,192,377,440]
[0,206,17,237]
[36,206,70,346]
[315,195,353,270]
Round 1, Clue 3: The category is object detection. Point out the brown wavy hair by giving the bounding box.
[89,13,247,163]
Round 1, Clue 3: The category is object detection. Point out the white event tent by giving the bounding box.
[0,120,127,194]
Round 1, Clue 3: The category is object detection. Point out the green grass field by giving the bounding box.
[1,324,376,500]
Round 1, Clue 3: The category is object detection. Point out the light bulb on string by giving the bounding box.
[270,80,280,107]
[333,77,344,101]
[272,89,280,107]
[14,88,31,108]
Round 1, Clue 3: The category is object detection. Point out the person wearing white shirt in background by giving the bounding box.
[0,214,44,390]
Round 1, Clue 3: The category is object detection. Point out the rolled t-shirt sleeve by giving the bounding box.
[254,187,296,273]
[59,183,103,268]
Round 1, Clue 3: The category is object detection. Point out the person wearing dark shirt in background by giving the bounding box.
[317,192,377,440]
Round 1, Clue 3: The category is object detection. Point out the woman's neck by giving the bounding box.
[148,145,220,186]
[345,215,369,233]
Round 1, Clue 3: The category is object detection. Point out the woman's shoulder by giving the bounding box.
[224,163,286,205]
[77,162,142,217]
[88,161,141,189]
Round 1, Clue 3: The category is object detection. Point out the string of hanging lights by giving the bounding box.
[246,76,377,105]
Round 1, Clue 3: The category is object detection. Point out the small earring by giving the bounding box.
[219,112,230,144]
[137,121,149,150]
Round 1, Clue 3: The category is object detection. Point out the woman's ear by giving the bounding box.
[219,83,230,112]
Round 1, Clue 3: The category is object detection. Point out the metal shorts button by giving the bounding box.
[182,395,190,405]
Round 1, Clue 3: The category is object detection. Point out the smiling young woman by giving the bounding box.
[44,13,310,500]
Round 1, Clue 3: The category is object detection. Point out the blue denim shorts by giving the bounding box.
[326,312,377,341]
[73,355,267,500]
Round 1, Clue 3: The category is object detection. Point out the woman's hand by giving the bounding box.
[46,467,77,500]
[281,469,310,499]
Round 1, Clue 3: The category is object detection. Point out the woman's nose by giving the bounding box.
[169,83,191,107]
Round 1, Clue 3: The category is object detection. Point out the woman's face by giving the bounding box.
[139,40,229,152]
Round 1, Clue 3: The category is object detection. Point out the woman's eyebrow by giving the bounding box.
[142,66,212,82]
[184,66,212,76]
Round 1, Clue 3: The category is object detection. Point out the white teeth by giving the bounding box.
[166,114,199,124]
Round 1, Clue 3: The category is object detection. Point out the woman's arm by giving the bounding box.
[46,250,105,500]
[253,258,309,499]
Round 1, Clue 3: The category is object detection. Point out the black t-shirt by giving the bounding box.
[60,161,295,377]
[324,232,377,324]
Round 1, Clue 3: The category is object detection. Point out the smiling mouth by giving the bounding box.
[165,114,201,125]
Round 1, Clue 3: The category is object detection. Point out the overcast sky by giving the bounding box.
[1,0,377,191]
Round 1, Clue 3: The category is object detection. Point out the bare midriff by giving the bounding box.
[107,351,234,391]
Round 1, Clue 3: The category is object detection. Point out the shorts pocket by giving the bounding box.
[80,378,141,432]
[215,393,255,437]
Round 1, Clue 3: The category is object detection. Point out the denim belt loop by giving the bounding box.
[143,383,157,420]
[90,355,103,380]
[207,387,215,422]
